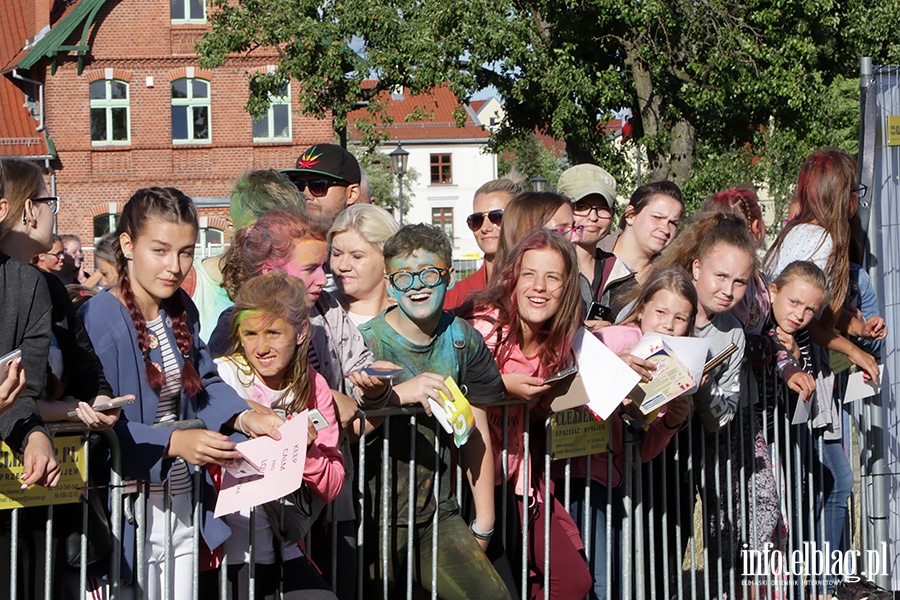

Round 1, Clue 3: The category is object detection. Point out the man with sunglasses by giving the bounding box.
[557,164,618,315]
[445,178,521,309]
[281,144,364,228]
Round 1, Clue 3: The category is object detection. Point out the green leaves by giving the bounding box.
[196,0,900,210]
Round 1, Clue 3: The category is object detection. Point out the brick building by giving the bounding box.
[1,0,334,256]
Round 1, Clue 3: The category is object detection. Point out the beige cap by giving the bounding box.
[556,164,617,209]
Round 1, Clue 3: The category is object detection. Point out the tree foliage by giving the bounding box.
[197,0,900,210]
[349,146,418,217]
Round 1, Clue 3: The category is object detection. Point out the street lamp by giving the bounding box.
[390,142,409,225]
[531,175,548,192]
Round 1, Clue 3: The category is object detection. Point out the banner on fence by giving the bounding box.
[0,435,87,509]
[548,409,610,460]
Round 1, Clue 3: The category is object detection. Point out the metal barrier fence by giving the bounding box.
[0,363,885,599]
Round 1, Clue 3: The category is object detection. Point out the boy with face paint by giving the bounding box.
[356,224,511,599]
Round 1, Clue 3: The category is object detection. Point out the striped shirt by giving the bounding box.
[147,316,193,496]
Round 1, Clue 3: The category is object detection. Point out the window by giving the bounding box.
[432,207,453,239]
[430,154,452,184]
[196,227,225,259]
[171,0,205,23]
[93,213,120,245]
[90,79,130,145]
[252,83,291,142]
[171,78,210,142]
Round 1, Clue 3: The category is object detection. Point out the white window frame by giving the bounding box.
[93,213,120,246]
[195,226,226,259]
[90,79,130,146]
[252,83,292,142]
[171,0,206,24]
[171,78,211,144]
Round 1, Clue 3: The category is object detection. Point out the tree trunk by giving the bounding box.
[625,41,669,182]
[668,118,696,184]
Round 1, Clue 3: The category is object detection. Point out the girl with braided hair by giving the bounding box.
[79,187,283,599]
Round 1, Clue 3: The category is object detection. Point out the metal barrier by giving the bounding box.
[0,365,886,599]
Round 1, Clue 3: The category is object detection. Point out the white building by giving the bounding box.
[349,84,498,264]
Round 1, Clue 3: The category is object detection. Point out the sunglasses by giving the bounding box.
[386,267,449,292]
[32,196,60,215]
[290,179,344,198]
[466,209,503,231]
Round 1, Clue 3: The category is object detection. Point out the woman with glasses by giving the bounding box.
[34,234,66,275]
[557,164,619,312]
[595,180,685,319]
[0,156,121,598]
[445,179,521,309]
[328,204,400,325]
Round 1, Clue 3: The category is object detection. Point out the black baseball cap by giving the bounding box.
[281,144,361,185]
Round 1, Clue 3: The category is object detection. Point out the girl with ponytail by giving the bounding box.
[79,187,283,599]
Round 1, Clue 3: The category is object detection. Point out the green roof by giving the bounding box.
[18,0,108,75]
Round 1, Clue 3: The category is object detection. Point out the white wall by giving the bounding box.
[386,141,497,260]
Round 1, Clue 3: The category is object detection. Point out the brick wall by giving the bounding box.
[40,0,335,249]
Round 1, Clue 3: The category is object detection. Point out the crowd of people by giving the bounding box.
[0,143,887,600]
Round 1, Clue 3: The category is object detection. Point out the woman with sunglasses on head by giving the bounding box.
[445,179,521,310]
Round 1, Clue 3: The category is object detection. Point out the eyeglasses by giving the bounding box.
[466,209,504,231]
[854,184,868,199]
[572,202,612,220]
[32,196,60,215]
[290,179,344,198]
[551,225,584,241]
[41,250,65,261]
[386,267,449,292]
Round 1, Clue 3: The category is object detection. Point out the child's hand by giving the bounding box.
[21,431,61,488]
[846,347,880,384]
[584,319,612,333]
[348,360,401,402]
[862,316,887,341]
[782,364,815,402]
[0,358,25,417]
[240,410,285,440]
[775,326,800,359]
[168,429,239,466]
[618,352,655,382]
[662,397,692,429]
[307,419,318,448]
[503,372,550,402]
[393,373,451,417]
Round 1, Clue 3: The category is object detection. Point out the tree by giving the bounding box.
[197,0,900,209]
[349,146,418,218]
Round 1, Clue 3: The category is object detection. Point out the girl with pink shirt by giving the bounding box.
[207,272,343,600]
[565,268,695,599]
[464,228,592,600]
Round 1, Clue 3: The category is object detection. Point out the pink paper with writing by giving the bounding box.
[214,411,309,518]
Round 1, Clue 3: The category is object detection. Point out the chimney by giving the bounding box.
[30,0,54,45]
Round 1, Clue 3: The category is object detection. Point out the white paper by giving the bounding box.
[575,328,641,421]
[843,366,884,403]
[649,334,710,396]
[214,412,309,518]
[791,393,811,424]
